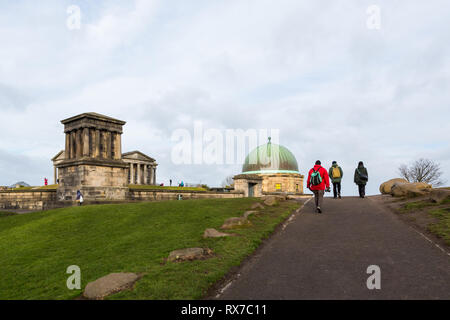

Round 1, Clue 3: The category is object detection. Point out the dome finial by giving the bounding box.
[267,136,272,157]
[268,136,271,143]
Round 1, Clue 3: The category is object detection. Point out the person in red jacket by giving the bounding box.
[307,160,330,213]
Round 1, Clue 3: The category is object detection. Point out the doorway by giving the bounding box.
[248,183,257,197]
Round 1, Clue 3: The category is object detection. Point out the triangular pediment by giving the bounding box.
[51,150,65,162]
[122,150,155,162]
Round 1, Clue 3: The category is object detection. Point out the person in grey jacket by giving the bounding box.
[354,161,368,198]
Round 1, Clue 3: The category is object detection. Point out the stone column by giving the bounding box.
[105,131,112,159]
[82,127,90,157]
[54,166,57,185]
[93,129,100,158]
[144,165,148,185]
[153,167,156,185]
[130,163,134,184]
[137,163,141,184]
[75,130,82,158]
[65,133,70,159]
[70,131,76,159]
[149,166,153,185]
[101,131,107,158]
[114,133,122,160]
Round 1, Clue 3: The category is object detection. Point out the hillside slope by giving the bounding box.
[0,198,298,299]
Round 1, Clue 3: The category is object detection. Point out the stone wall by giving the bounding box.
[0,190,59,211]
[0,188,245,211]
[57,164,128,201]
[129,189,244,201]
[262,173,304,194]
[234,178,263,197]
[234,173,304,196]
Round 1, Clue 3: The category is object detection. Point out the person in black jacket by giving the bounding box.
[354,161,368,198]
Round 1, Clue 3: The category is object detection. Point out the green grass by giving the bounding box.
[400,200,450,245]
[428,207,450,245]
[35,184,58,190]
[0,211,17,218]
[128,185,207,191]
[401,200,438,212]
[0,198,298,299]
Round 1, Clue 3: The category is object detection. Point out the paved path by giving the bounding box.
[218,196,450,299]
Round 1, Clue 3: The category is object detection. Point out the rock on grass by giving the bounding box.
[264,196,278,206]
[251,203,265,210]
[221,217,251,230]
[203,228,235,238]
[243,210,257,219]
[83,273,140,300]
[168,247,213,262]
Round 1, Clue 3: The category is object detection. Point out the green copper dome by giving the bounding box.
[242,138,299,174]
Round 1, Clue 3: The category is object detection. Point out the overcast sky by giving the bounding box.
[0,0,449,195]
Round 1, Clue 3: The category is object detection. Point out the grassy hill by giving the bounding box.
[0,198,299,299]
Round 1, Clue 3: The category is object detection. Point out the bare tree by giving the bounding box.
[222,175,234,188]
[398,158,445,186]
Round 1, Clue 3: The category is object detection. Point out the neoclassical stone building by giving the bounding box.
[54,112,157,201]
[233,138,304,197]
[52,150,157,186]
[122,151,157,185]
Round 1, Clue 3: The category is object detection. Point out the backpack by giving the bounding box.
[332,166,341,178]
[310,168,322,186]
[357,169,368,181]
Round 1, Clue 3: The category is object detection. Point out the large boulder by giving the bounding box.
[430,189,450,203]
[391,182,432,198]
[379,178,409,194]
[83,273,140,300]
[413,182,433,191]
[203,228,235,238]
[168,247,212,262]
[221,217,251,230]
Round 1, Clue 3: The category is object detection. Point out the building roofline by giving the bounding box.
[51,150,65,161]
[122,150,156,162]
[61,112,126,125]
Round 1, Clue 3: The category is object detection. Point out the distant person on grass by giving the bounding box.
[354,161,368,198]
[329,161,343,199]
[76,190,84,206]
[307,160,330,214]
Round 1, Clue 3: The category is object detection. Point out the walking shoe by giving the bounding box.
[317,207,322,213]
[338,194,342,199]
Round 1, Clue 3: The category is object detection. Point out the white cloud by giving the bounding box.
[0,0,449,195]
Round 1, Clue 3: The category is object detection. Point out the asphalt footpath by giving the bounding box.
[217,196,450,299]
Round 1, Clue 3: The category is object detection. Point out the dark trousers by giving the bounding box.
[333,182,341,198]
[313,190,324,209]
[358,184,366,198]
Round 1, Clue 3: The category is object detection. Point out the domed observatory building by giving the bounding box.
[233,138,304,197]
